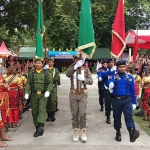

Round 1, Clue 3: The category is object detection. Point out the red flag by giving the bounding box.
[110,0,126,58]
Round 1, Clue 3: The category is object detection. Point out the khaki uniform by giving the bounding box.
[66,63,93,129]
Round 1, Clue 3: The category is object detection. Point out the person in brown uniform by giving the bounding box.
[66,54,93,142]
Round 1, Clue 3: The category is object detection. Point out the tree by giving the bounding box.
[0,0,150,49]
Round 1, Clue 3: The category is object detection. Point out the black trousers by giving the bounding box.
[104,89,112,117]
[98,81,104,107]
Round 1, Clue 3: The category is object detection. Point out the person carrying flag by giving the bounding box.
[66,54,93,142]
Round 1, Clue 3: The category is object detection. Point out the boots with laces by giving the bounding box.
[73,128,79,142]
[80,128,87,142]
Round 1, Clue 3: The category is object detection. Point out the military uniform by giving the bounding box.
[101,59,115,124]
[25,58,53,137]
[108,60,140,142]
[97,60,107,111]
[66,55,93,142]
[46,66,60,122]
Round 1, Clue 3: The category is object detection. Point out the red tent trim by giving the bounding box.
[125,30,150,61]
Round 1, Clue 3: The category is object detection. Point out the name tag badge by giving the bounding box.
[108,76,112,80]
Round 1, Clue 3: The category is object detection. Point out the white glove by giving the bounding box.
[74,60,83,70]
[99,77,102,81]
[43,64,49,69]
[110,66,117,72]
[24,94,29,100]
[109,82,114,89]
[132,104,136,110]
[44,91,50,98]
[82,55,86,64]
[78,74,85,81]
[109,88,113,93]
[57,85,61,89]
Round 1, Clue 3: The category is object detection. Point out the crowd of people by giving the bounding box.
[0,55,61,147]
[1,53,149,147]
[96,54,150,142]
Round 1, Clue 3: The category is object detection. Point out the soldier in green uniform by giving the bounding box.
[56,72,61,112]
[24,58,53,137]
[46,58,60,122]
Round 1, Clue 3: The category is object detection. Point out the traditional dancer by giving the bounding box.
[0,74,12,147]
[5,66,23,128]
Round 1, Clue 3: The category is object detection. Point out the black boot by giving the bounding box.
[34,123,44,137]
[100,105,104,112]
[128,127,140,142]
[34,126,38,137]
[46,113,51,122]
[51,111,56,122]
[106,116,111,124]
[115,130,121,141]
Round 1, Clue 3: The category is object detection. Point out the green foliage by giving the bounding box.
[0,0,150,50]
[92,64,97,74]
[133,110,150,136]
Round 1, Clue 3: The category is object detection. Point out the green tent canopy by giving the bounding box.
[19,47,36,59]
[90,48,110,60]
[18,47,46,60]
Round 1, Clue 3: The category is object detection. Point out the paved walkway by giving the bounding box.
[3,74,150,150]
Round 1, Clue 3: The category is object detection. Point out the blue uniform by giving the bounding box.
[108,72,136,130]
[101,69,114,117]
[97,67,107,108]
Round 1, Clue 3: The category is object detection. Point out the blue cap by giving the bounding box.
[116,60,126,67]
[107,58,114,63]
[102,60,107,64]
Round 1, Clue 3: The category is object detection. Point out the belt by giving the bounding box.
[32,90,45,95]
[70,89,87,94]
[113,95,130,100]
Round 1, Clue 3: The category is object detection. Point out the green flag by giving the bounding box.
[78,0,96,59]
[36,0,45,58]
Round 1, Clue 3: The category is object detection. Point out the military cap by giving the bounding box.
[102,60,107,64]
[107,58,114,63]
[73,54,84,59]
[34,57,44,62]
[116,60,126,67]
[48,58,54,61]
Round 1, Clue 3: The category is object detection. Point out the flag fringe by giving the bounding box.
[77,42,96,59]
[110,30,126,58]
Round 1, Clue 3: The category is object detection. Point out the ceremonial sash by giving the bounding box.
[7,75,16,85]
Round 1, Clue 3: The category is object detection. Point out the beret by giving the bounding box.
[34,57,44,62]
[102,60,107,64]
[107,58,114,63]
[73,54,85,59]
[116,60,126,67]
[48,58,54,61]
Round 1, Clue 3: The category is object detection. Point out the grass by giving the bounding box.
[133,110,150,136]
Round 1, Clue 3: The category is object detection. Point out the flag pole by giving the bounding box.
[43,32,47,63]
[77,53,82,93]
[42,0,47,63]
